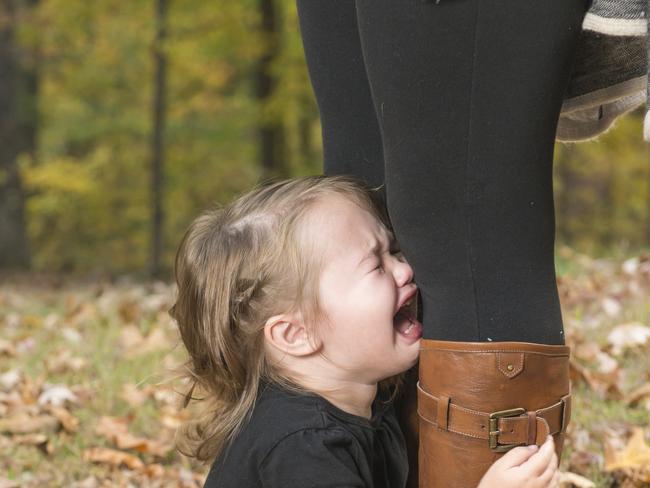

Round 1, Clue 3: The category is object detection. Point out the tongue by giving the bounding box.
[394,311,422,338]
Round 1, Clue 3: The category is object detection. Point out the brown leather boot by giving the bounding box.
[417,339,571,488]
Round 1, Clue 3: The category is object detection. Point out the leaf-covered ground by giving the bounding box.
[1,246,649,487]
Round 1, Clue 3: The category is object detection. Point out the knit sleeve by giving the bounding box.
[259,428,367,488]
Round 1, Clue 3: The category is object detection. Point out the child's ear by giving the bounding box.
[264,312,320,357]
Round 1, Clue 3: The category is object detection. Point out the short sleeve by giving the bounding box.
[259,428,367,488]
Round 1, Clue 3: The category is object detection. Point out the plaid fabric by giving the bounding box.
[558,0,649,142]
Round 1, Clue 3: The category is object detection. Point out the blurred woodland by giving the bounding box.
[0,1,649,487]
[0,0,648,279]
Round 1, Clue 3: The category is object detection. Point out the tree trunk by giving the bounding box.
[0,0,35,269]
[150,0,168,278]
[256,0,284,182]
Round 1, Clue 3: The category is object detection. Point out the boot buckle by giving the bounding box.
[488,408,526,452]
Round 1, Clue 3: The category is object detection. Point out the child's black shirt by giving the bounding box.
[203,380,408,488]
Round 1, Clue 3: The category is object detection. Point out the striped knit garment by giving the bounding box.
[557,0,649,143]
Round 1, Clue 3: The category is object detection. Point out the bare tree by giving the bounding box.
[256,0,285,182]
[150,0,168,278]
[0,0,38,269]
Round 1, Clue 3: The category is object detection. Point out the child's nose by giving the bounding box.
[394,259,414,286]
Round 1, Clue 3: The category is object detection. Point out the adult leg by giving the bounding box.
[296,0,385,203]
[355,0,589,344]
[354,1,587,485]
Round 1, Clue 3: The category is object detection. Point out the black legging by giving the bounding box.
[297,0,590,344]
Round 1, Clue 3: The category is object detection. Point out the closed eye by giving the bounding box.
[367,238,403,273]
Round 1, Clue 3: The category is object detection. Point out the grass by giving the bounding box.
[1,246,649,486]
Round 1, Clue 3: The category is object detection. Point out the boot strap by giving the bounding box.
[417,381,571,451]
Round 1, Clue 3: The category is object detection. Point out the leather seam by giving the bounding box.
[417,412,486,440]
[420,349,568,357]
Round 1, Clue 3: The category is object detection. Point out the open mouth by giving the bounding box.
[394,293,423,340]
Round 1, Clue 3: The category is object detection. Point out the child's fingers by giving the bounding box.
[521,436,556,475]
[496,444,540,468]
[539,461,560,488]
[550,469,561,488]
[537,452,558,486]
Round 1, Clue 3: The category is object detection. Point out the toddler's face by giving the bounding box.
[307,195,422,384]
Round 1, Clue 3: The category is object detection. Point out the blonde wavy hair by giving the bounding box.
[169,174,405,464]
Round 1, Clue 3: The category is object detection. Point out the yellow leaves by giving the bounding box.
[605,428,650,470]
[604,428,650,484]
[22,157,96,195]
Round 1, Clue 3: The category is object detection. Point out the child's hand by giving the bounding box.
[477,435,560,488]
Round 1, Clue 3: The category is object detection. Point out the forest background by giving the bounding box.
[0,0,649,487]
[0,0,648,276]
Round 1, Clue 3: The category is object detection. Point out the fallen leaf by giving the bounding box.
[121,383,152,408]
[0,369,22,391]
[12,433,48,446]
[605,427,650,472]
[570,359,603,390]
[0,477,20,488]
[95,416,172,457]
[83,447,144,470]
[65,302,97,328]
[141,463,166,478]
[119,299,141,324]
[19,374,43,405]
[608,322,650,355]
[137,327,170,354]
[595,351,618,374]
[0,339,16,357]
[601,297,622,318]
[61,327,82,344]
[559,471,596,487]
[568,449,602,475]
[622,257,640,275]
[37,384,78,407]
[573,342,601,362]
[159,405,189,429]
[119,325,144,350]
[45,349,87,374]
[626,383,650,408]
[43,313,60,330]
[48,406,79,432]
[0,414,60,434]
[153,387,178,406]
[19,314,42,329]
[70,476,99,488]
